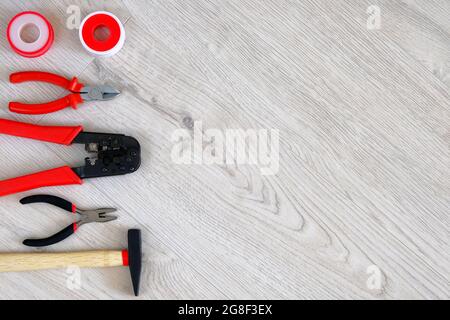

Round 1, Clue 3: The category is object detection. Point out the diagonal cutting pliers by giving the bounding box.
[9,71,120,115]
[20,195,117,247]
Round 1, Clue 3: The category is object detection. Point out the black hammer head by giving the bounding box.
[127,229,142,296]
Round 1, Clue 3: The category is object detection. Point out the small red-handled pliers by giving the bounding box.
[0,118,141,197]
[9,71,120,115]
[20,195,117,247]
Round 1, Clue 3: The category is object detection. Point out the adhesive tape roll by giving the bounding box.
[79,11,125,57]
[7,11,54,58]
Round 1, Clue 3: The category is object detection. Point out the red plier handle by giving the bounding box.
[0,167,82,198]
[0,119,84,197]
[0,119,82,145]
[9,71,85,115]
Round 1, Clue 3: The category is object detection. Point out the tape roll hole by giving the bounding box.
[20,23,40,43]
[94,25,111,41]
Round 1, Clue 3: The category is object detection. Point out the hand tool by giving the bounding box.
[80,11,126,57]
[20,195,117,247]
[0,118,141,197]
[7,12,54,58]
[0,229,142,296]
[9,71,120,114]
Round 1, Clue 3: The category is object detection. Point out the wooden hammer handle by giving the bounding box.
[0,250,126,272]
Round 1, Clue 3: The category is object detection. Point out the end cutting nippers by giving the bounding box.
[9,71,120,115]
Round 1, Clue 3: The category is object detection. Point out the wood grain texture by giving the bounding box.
[0,0,448,299]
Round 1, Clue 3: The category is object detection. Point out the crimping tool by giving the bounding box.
[0,118,141,197]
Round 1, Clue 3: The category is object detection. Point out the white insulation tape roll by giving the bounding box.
[79,11,125,57]
[7,11,54,58]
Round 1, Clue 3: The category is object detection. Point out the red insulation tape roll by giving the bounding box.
[79,11,125,57]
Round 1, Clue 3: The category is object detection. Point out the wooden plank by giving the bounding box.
[0,0,448,299]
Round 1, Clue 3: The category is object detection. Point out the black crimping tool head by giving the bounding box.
[71,132,141,179]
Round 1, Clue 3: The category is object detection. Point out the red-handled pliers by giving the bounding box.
[9,71,120,115]
[0,118,141,197]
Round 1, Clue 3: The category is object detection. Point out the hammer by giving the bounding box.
[0,229,142,296]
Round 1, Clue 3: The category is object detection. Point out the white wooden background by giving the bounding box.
[0,0,448,299]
